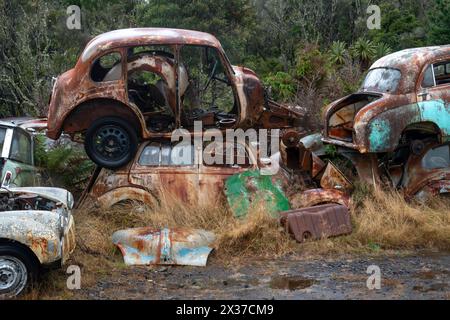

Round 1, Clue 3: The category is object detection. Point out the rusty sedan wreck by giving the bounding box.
[0,187,75,298]
[78,139,272,209]
[319,46,449,197]
[47,28,306,169]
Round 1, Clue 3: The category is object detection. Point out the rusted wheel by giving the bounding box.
[0,244,38,298]
[85,117,138,169]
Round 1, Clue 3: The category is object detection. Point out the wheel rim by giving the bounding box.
[92,125,130,161]
[0,256,28,297]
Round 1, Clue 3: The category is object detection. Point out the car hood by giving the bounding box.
[2,187,74,209]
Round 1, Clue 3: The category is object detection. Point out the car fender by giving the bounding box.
[97,187,156,208]
[0,211,62,265]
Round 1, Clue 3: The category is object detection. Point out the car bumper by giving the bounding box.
[62,215,76,265]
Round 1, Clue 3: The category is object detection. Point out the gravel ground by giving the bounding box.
[72,252,449,300]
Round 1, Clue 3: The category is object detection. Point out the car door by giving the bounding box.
[417,57,450,141]
[198,141,257,207]
[4,128,36,187]
[129,141,199,205]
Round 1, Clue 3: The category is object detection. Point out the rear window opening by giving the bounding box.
[126,45,177,133]
[91,51,122,82]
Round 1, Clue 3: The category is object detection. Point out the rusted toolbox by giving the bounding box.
[279,203,352,242]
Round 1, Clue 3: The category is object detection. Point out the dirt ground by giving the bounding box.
[38,251,449,300]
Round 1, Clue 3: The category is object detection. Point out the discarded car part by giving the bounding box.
[335,150,382,186]
[290,188,351,209]
[279,204,352,243]
[112,227,215,267]
[400,142,450,200]
[224,170,290,219]
[320,162,353,192]
[0,187,75,298]
[300,133,326,156]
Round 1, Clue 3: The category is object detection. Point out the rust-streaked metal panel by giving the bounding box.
[290,188,351,209]
[112,227,215,267]
[320,162,353,192]
[279,203,352,242]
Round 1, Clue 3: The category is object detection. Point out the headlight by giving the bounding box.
[66,191,74,210]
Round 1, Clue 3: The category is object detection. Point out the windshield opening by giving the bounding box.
[0,128,6,155]
[360,68,401,93]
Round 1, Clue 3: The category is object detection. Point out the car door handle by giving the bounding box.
[418,92,429,100]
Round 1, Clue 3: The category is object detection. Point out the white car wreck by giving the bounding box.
[0,186,75,298]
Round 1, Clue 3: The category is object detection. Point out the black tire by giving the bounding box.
[0,244,39,298]
[85,117,138,169]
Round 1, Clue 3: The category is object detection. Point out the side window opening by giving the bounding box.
[422,144,450,169]
[422,65,435,88]
[0,127,6,155]
[422,61,450,88]
[10,129,32,165]
[180,45,237,129]
[91,52,122,82]
[203,141,251,168]
[139,142,195,166]
[434,61,450,86]
[126,46,176,133]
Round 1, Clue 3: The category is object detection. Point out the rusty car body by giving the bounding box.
[316,46,450,198]
[77,138,265,209]
[47,28,306,169]
[322,46,450,154]
[0,186,75,298]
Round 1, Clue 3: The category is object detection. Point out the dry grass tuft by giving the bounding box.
[351,187,450,250]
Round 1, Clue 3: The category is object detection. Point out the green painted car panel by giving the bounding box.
[224,170,290,219]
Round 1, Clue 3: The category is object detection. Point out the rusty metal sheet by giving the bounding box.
[290,188,351,209]
[279,204,352,242]
[224,170,290,219]
[112,227,215,267]
[320,162,353,192]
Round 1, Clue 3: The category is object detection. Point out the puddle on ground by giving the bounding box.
[270,275,317,291]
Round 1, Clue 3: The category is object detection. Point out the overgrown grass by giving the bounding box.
[24,186,450,299]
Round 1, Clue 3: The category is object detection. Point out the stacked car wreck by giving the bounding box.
[45,29,448,268]
[3,28,448,297]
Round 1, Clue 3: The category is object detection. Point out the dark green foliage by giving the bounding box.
[34,135,94,195]
[0,0,447,141]
[428,0,450,45]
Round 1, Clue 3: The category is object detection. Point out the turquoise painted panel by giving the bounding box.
[418,99,450,137]
[368,118,391,152]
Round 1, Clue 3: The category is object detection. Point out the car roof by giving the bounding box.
[369,46,450,93]
[81,28,223,62]
[0,117,47,130]
[371,46,450,70]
